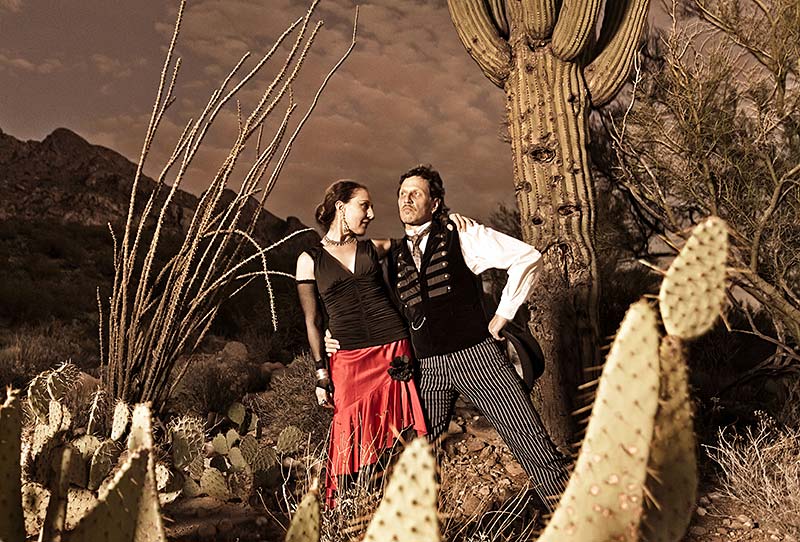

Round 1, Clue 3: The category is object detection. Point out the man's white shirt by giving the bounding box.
[404,221,542,321]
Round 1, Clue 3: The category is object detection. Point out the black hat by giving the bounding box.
[500,321,545,390]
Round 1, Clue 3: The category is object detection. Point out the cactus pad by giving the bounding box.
[285,490,320,542]
[201,467,230,501]
[88,439,122,491]
[227,402,245,425]
[252,447,278,473]
[46,362,80,402]
[0,388,25,542]
[70,449,149,541]
[363,438,440,542]
[86,388,107,436]
[27,372,51,421]
[22,482,49,537]
[65,488,98,530]
[212,433,229,455]
[111,400,130,441]
[226,428,240,449]
[659,217,728,339]
[229,447,247,472]
[168,415,205,469]
[128,403,154,451]
[73,434,102,460]
[239,434,258,464]
[540,300,661,542]
[183,476,202,498]
[641,336,698,541]
[277,425,305,455]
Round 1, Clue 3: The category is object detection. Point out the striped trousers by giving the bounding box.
[417,337,568,511]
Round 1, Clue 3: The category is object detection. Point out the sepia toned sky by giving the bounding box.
[0,1,664,237]
[0,0,522,237]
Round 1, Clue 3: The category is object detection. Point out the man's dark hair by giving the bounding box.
[399,164,450,221]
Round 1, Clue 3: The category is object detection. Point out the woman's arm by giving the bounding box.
[296,252,325,363]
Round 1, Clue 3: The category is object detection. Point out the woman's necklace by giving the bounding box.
[321,234,356,247]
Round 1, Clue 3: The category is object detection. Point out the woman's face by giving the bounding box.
[339,188,375,235]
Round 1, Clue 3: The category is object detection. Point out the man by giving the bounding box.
[329,164,568,511]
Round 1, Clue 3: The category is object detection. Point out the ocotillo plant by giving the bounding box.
[447,0,650,443]
[101,0,358,412]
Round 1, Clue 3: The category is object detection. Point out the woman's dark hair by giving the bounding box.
[315,180,367,229]
[399,164,450,220]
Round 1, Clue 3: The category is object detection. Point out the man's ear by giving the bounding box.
[433,198,441,212]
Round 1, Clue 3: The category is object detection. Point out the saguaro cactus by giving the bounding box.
[448,0,650,443]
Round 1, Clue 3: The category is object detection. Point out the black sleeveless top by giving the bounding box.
[307,241,408,350]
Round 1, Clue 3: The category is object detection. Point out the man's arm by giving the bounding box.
[458,224,542,339]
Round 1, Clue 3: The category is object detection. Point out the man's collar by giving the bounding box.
[404,220,432,237]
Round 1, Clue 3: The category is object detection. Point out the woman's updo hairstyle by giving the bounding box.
[315,180,367,229]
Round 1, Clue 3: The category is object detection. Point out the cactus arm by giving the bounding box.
[0,389,25,542]
[584,0,650,106]
[551,0,603,61]
[447,0,511,88]
[504,0,558,40]
[487,0,509,37]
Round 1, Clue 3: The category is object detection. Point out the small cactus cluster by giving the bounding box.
[284,217,728,542]
[175,402,284,504]
[2,390,167,541]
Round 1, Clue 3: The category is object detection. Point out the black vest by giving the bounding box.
[388,220,490,358]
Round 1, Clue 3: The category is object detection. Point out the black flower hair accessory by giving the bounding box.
[388,355,413,382]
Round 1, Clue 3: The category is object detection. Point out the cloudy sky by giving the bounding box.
[0,0,526,236]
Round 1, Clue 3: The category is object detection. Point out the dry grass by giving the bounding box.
[251,353,333,444]
[705,413,800,537]
[0,321,96,389]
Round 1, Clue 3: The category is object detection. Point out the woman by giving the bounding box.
[295,180,427,506]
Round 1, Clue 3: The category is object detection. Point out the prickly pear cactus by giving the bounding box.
[227,402,246,426]
[46,362,80,402]
[212,433,229,455]
[86,388,107,436]
[22,481,49,536]
[27,372,52,421]
[110,400,130,441]
[641,336,698,541]
[69,449,150,541]
[88,440,122,491]
[539,300,661,542]
[363,438,441,542]
[277,425,305,455]
[200,467,230,501]
[168,415,205,469]
[659,217,728,339]
[1,388,25,542]
[285,488,320,542]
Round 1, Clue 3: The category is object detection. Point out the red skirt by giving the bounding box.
[325,338,427,506]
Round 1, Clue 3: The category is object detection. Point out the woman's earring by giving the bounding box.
[341,210,351,234]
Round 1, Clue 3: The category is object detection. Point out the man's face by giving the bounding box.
[398,176,439,226]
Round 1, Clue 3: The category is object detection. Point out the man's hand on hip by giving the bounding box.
[324,329,341,355]
[488,314,509,341]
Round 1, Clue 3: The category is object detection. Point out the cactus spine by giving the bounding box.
[447,0,650,444]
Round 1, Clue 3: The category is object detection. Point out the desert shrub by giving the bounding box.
[167,353,261,416]
[706,415,800,537]
[253,352,332,444]
[0,320,97,388]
